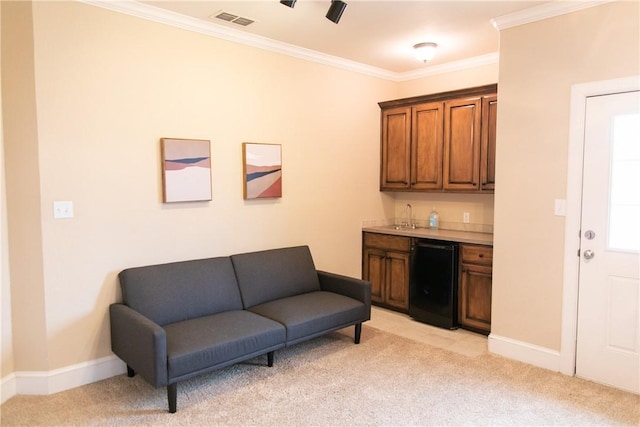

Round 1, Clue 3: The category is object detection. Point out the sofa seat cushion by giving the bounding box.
[248,291,367,345]
[164,311,285,380]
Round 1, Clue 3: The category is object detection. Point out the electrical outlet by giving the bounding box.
[463,212,470,223]
[53,201,74,219]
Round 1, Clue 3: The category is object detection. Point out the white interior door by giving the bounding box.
[576,90,640,393]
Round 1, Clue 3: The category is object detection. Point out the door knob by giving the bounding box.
[583,249,595,260]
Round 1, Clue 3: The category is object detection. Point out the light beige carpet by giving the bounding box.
[1,325,638,426]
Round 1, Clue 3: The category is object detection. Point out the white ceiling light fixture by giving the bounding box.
[413,42,438,63]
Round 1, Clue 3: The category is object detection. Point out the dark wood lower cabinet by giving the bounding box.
[362,233,493,331]
[362,233,410,312]
[382,251,410,311]
[365,247,386,303]
[458,244,493,334]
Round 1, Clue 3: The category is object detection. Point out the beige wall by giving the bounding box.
[2,0,49,374]
[3,0,636,386]
[0,0,496,379]
[2,1,398,372]
[492,1,640,350]
[0,0,15,378]
[397,62,499,99]
[389,193,494,232]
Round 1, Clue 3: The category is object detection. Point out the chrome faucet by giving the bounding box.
[405,203,414,229]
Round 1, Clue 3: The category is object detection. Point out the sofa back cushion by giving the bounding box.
[119,257,242,326]
[231,246,320,309]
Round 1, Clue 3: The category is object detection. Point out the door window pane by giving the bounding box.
[608,113,640,251]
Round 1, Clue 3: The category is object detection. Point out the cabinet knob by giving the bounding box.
[478,253,484,258]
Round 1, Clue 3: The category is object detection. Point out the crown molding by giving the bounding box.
[78,0,496,82]
[396,52,499,82]
[490,0,614,31]
[78,0,398,81]
[79,0,608,82]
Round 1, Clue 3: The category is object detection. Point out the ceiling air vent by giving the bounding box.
[211,11,255,27]
[214,12,237,22]
[232,17,255,27]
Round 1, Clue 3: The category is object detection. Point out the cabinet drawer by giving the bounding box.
[461,244,493,265]
[363,233,411,252]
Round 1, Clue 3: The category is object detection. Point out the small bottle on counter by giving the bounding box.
[428,208,440,229]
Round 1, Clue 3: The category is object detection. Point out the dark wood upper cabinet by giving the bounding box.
[379,84,497,193]
[480,95,498,191]
[443,97,481,191]
[412,102,444,190]
[380,107,411,190]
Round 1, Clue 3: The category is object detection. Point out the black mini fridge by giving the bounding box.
[409,239,459,329]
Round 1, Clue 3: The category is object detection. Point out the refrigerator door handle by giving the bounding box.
[415,242,454,251]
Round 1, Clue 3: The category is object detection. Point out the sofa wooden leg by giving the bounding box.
[168,383,177,413]
[126,365,135,377]
[267,351,274,367]
[354,323,362,344]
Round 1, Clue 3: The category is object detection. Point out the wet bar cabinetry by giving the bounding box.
[362,228,494,334]
[362,232,411,312]
[379,84,497,192]
[480,95,497,191]
[458,244,493,334]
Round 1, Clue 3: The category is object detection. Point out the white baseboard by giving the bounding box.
[1,355,126,404]
[1,373,17,404]
[488,333,562,372]
[1,337,565,405]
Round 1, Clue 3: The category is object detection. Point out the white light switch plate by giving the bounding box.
[554,199,566,216]
[53,201,74,219]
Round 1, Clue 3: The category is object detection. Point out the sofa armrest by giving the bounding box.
[317,270,371,309]
[110,303,168,387]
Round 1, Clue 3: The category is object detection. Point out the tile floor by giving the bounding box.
[366,306,488,357]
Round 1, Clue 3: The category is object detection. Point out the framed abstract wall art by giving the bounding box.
[161,138,212,203]
[242,143,282,199]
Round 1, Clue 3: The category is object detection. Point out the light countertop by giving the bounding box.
[362,226,493,246]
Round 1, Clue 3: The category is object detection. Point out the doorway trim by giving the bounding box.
[560,75,640,375]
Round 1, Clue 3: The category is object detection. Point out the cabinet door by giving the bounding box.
[363,248,386,304]
[443,98,481,191]
[380,107,411,190]
[459,263,492,334]
[480,95,497,191]
[411,102,443,190]
[385,251,410,311]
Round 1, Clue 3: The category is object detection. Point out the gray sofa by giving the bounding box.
[110,245,371,413]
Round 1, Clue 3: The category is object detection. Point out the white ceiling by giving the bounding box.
[88,1,609,80]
